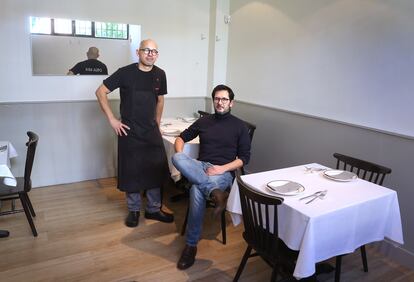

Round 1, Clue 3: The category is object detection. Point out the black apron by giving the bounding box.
[117,87,169,193]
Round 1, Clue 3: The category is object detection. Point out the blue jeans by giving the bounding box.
[126,188,161,213]
[172,152,233,246]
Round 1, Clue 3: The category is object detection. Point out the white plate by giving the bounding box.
[323,170,357,182]
[266,180,305,196]
[182,117,197,123]
[162,128,181,137]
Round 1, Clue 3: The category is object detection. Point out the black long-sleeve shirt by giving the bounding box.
[179,112,251,167]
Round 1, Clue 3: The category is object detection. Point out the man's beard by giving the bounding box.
[214,108,231,115]
[140,61,154,67]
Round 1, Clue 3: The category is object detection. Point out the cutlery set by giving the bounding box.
[299,190,328,204]
[304,166,327,173]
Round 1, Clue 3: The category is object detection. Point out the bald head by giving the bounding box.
[139,39,158,50]
[87,47,99,59]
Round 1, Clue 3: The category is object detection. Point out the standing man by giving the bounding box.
[172,84,251,270]
[96,39,173,228]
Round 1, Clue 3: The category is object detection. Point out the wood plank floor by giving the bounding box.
[0,178,413,282]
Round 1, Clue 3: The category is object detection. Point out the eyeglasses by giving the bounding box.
[214,97,230,103]
[139,48,159,55]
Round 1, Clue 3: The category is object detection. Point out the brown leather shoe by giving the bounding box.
[210,189,229,218]
[177,245,197,270]
[144,210,174,223]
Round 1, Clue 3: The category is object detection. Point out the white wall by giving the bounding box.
[227,0,414,269]
[0,0,214,187]
[227,0,414,138]
[0,0,211,102]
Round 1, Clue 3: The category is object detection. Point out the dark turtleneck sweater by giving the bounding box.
[179,112,251,166]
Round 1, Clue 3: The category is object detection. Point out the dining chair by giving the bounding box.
[0,131,39,237]
[333,152,392,282]
[233,168,298,282]
[197,110,210,117]
[180,111,257,244]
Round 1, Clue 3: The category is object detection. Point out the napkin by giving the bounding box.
[268,181,301,193]
[0,164,17,187]
[333,171,357,180]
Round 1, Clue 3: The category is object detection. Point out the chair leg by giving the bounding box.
[23,193,36,217]
[181,205,189,236]
[19,193,38,237]
[270,263,279,282]
[335,255,342,282]
[12,199,16,211]
[233,246,252,282]
[221,209,226,245]
[360,245,368,272]
[170,192,188,202]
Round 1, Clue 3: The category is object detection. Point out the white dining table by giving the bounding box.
[161,117,199,181]
[226,163,404,279]
[0,141,18,187]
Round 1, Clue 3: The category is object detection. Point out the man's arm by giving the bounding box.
[206,159,244,176]
[207,121,251,176]
[155,95,165,127]
[95,83,130,136]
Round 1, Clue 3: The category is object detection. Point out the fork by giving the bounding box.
[299,190,324,200]
[305,190,327,204]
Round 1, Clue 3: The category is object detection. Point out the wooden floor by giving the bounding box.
[0,178,413,282]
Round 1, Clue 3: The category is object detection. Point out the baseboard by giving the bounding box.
[372,239,414,270]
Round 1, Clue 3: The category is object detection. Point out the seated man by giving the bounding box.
[172,84,251,270]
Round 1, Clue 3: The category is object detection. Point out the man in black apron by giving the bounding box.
[95,39,173,227]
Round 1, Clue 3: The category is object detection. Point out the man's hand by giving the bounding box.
[206,165,226,176]
[109,117,130,136]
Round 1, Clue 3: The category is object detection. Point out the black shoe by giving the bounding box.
[144,210,174,223]
[177,245,197,270]
[125,211,140,227]
[210,189,229,218]
[0,230,10,238]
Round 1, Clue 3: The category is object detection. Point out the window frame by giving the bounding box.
[30,17,129,40]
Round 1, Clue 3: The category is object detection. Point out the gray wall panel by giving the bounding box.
[0,97,206,187]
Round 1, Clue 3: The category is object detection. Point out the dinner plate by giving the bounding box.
[182,117,197,123]
[323,170,358,182]
[162,128,181,137]
[266,180,305,196]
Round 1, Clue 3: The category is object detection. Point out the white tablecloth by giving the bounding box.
[0,141,18,186]
[227,163,404,279]
[161,118,199,181]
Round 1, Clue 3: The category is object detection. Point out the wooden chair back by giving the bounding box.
[333,153,391,185]
[236,169,284,261]
[23,131,39,192]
